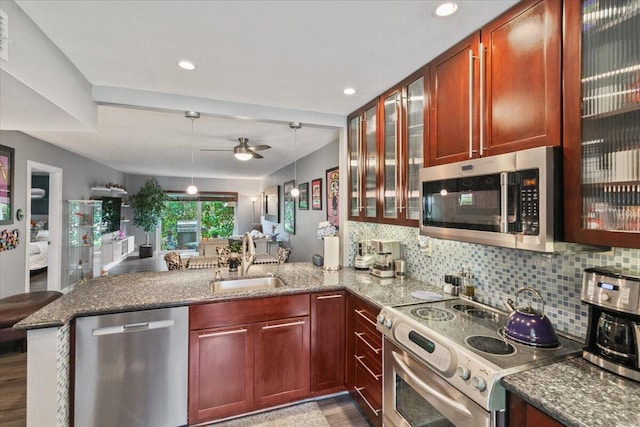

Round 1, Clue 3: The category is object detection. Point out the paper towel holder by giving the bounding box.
[322,235,341,271]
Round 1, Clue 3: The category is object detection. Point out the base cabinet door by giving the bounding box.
[188,325,254,423]
[508,392,563,427]
[311,291,346,393]
[254,316,310,408]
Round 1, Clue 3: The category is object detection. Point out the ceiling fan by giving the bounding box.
[200,137,271,161]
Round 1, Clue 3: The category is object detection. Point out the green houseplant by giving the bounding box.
[130,178,167,258]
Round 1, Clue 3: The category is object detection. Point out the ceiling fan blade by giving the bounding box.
[200,148,233,152]
[251,151,264,159]
[249,144,271,151]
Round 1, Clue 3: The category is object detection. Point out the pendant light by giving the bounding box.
[289,122,301,197]
[185,111,200,195]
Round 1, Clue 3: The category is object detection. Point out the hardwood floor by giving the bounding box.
[0,255,371,427]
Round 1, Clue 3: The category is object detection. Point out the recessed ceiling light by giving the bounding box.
[434,2,458,17]
[178,60,196,71]
[343,88,356,95]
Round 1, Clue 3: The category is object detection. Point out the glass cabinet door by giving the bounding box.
[364,104,378,219]
[382,91,400,220]
[348,114,361,218]
[580,0,639,234]
[405,76,425,221]
[69,200,102,285]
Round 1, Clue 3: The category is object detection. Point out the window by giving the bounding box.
[160,192,237,251]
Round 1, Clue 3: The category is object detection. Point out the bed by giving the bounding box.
[29,230,49,272]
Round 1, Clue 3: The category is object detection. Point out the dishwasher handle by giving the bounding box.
[92,319,175,336]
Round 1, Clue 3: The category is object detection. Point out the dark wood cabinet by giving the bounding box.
[348,101,379,222]
[508,392,564,427]
[188,294,310,425]
[563,0,640,249]
[255,316,310,407]
[188,325,254,422]
[347,293,382,427]
[310,291,345,394]
[429,31,481,165]
[429,0,561,165]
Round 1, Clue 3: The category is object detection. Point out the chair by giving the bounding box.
[163,252,184,270]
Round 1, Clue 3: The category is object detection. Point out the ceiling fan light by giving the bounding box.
[235,152,253,161]
[187,185,198,195]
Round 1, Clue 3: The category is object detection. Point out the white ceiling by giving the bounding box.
[12,0,518,180]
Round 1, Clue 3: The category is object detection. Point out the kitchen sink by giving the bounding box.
[211,276,287,293]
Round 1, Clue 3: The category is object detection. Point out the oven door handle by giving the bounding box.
[392,351,473,419]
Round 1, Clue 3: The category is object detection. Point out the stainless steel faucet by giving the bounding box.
[240,231,255,276]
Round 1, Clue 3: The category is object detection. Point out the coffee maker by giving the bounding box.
[581,266,640,382]
[369,239,401,278]
[354,240,375,270]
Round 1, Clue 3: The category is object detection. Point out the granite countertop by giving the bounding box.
[15,262,450,330]
[502,357,640,427]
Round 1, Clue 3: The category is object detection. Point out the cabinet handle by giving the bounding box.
[355,309,377,327]
[354,386,381,416]
[355,332,381,354]
[316,294,344,300]
[468,48,478,159]
[199,328,247,338]
[479,42,485,155]
[262,320,306,330]
[355,355,382,380]
[395,95,401,214]
[358,117,364,211]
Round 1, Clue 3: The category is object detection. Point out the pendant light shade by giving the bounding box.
[185,111,200,195]
[290,122,302,197]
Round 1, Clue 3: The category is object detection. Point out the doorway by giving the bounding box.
[24,162,62,292]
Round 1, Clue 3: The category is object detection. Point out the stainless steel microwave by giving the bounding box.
[419,146,561,252]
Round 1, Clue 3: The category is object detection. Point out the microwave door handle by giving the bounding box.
[500,172,509,233]
[392,351,473,419]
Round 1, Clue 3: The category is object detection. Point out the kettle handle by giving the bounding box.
[515,287,546,316]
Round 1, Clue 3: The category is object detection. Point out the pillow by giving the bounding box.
[216,246,232,256]
[276,247,291,263]
[36,230,50,241]
[163,252,184,270]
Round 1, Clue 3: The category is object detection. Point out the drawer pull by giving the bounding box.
[262,320,306,330]
[355,309,377,327]
[355,355,381,380]
[354,386,380,416]
[316,294,344,300]
[199,328,247,338]
[355,332,381,354]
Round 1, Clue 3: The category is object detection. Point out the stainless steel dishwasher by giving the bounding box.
[74,306,188,427]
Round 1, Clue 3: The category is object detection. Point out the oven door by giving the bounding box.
[383,339,496,427]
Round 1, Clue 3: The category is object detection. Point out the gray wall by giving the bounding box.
[0,131,125,297]
[260,140,339,263]
[125,174,261,254]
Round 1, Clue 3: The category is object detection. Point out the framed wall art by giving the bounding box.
[298,182,309,210]
[326,167,339,228]
[0,145,15,226]
[311,178,322,210]
[283,180,296,234]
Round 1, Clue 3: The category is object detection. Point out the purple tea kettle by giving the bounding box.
[503,287,559,347]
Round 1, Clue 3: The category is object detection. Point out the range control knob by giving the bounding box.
[472,376,487,392]
[384,318,393,329]
[377,313,385,324]
[456,366,470,381]
[601,293,611,302]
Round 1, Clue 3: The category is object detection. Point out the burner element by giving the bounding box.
[452,304,497,319]
[410,307,455,322]
[465,335,516,355]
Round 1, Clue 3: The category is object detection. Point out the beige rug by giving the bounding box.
[209,402,329,427]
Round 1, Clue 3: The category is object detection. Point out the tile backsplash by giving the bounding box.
[347,221,639,339]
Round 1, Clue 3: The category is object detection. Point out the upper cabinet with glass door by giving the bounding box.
[563,0,640,248]
[428,0,561,165]
[348,101,379,222]
[379,69,427,225]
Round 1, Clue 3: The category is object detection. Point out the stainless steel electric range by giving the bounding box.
[376,299,582,427]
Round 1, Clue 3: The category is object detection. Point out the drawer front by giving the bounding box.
[190,294,310,330]
[355,336,382,377]
[354,362,382,426]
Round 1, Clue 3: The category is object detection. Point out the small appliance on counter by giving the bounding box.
[354,239,375,270]
[582,266,640,382]
[369,239,400,278]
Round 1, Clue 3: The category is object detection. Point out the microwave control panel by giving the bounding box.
[518,169,540,235]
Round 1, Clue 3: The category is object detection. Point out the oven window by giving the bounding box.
[396,375,454,426]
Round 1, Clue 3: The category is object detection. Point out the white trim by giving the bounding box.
[25,161,63,292]
[26,327,59,427]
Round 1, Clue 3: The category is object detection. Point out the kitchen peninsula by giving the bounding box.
[16,263,640,427]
